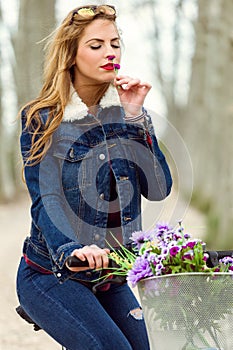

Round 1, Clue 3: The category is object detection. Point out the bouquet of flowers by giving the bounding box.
[107,223,233,350]
[108,223,233,286]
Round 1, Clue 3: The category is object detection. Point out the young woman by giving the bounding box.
[16,5,172,350]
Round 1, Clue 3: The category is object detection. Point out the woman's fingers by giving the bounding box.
[114,75,152,116]
[115,76,141,90]
[114,75,151,91]
[68,245,109,271]
[89,245,109,269]
[101,250,110,269]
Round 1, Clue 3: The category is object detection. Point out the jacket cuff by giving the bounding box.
[53,242,83,269]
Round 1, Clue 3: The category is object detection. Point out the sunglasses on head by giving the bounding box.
[69,5,116,24]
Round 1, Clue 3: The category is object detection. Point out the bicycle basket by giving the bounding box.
[138,273,233,350]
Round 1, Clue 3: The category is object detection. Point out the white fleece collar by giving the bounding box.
[63,84,122,122]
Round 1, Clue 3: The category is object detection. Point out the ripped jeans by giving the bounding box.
[16,258,150,350]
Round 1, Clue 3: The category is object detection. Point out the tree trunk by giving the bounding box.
[0,3,16,201]
[0,0,56,202]
[186,0,233,248]
[14,0,56,107]
[13,0,56,195]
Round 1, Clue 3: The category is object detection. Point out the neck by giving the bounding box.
[73,81,110,108]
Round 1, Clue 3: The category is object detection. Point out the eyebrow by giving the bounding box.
[85,37,120,44]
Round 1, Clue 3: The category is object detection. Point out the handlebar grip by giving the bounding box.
[66,256,89,268]
[216,250,233,258]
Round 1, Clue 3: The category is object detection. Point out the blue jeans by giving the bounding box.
[16,258,150,350]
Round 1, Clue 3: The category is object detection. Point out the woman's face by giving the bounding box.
[73,19,121,87]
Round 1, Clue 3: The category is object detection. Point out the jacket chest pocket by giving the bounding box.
[53,139,93,190]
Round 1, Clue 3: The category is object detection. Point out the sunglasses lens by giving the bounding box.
[77,8,96,18]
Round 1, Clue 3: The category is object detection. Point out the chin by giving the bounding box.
[99,72,116,83]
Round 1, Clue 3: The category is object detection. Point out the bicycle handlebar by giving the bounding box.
[66,244,134,269]
[66,256,89,268]
[65,255,120,269]
[66,249,233,269]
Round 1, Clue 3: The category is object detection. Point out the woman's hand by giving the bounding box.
[114,75,152,117]
[66,245,110,272]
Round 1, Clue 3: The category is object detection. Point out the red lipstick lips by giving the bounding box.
[100,63,114,70]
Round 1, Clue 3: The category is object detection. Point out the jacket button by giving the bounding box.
[86,272,92,277]
[99,193,105,200]
[94,234,100,241]
[119,176,129,181]
[138,129,144,136]
[69,148,75,158]
[99,153,106,160]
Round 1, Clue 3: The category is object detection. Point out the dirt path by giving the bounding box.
[0,193,59,350]
[0,191,206,349]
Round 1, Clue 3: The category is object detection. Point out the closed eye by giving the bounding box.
[90,44,120,50]
[112,44,120,49]
[90,45,101,50]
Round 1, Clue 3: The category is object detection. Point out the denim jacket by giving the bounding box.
[20,85,172,283]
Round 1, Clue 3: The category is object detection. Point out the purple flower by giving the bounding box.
[186,240,199,249]
[219,256,233,265]
[173,233,182,241]
[127,256,153,287]
[182,252,193,261]
[156,223,172,232]
[130,230,153,249]
[155,263,164,275]
[114,63,120,70]
[161,247,169,256]
[169,246,181,257]
[148,253,158,264]
[155,223,173,240]
[157,255,165,262]
[213,267,220,272]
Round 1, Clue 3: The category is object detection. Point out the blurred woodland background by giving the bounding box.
[0,0,232,248]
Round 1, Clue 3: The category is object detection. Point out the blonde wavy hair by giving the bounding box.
[21,6,118,166]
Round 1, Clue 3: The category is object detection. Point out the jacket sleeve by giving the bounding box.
[20,110,82,269]
[126,110,172,200]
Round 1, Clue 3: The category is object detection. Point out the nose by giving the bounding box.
[107,55,116,61]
